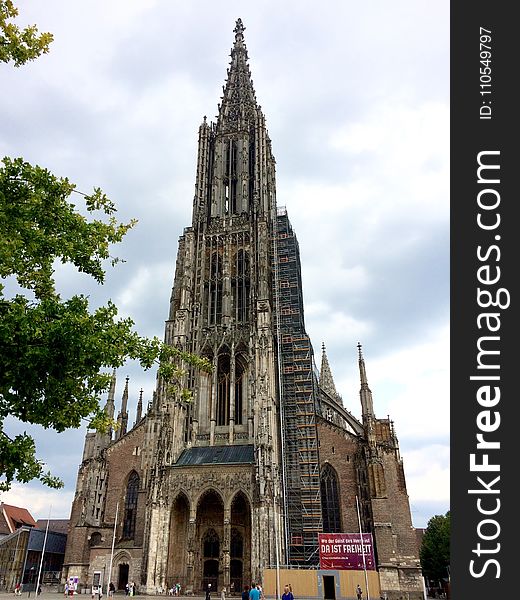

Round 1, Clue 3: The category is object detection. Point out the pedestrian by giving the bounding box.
[282,585,293,600]
[241,586,250,600]
[221,587,226,600]
[205,583,212,600]
[256,585,263,600]
[109,583,115,598]
[356,584,362,600]
[176,583,181,596]
[125,584,130,597]
[248,585,260,600]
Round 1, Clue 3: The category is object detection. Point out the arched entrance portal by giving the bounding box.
[167,493,190,589]
[196,490,224,592]
[230,492,251,593]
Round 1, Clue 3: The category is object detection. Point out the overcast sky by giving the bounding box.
[1,0,449,529]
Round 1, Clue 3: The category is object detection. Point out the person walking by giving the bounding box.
[205,583,212,600]
[356,584,363,600]
[282,585,293,600]
[248,585,260,600]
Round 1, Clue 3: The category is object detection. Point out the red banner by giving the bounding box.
[319,533,376,570]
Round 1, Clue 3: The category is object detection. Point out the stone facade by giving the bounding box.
[63,19,423,600]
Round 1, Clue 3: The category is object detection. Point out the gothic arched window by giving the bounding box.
[209,252,223,324]
[230,528,243,558]
[321,463,342,533]
[233,250,250,322]
[217,354,231,426]
[234,355,246,426]
[203,528,220,558]
[122,471,139,539]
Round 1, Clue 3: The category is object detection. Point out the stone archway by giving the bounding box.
[230,492,252,593]
[195,490,224,592]
[166,493,190,589]
[113,552,132,591]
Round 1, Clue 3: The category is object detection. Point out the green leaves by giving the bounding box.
[0,0,53,67]
[0,157,211,491]
[0,431,62,491]
[0,157,137,297]
[420,511,450,582]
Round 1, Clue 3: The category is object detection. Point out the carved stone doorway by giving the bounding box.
[167,493,190,589]
[196,491,224,592]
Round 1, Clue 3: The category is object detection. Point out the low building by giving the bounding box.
[0,508,68,592]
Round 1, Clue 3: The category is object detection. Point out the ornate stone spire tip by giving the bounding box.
[234,18,245,37]
[357,341,363,359]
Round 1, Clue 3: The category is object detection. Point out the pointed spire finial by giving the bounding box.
[358,342,374,419]
[234,18,245,39]
[217,18,257,130]
[319,342,342,404]
[135,388,143,426]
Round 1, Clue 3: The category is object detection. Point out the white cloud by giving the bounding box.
[1,1,449,528]
[0,485,74,521]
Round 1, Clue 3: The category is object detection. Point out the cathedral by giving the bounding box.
[63,19,423,600]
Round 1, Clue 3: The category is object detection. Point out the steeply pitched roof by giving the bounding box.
[174,444,254,466]
[1,503,37,533]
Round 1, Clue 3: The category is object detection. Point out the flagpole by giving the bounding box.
[106,502,119,597]
[355,496,370,600]
[35,505,51,596]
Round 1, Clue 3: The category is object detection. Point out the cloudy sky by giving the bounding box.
[1,0,449,529]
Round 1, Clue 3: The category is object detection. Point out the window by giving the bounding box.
[203,528,220,558]
[234,356,246,425]
[217,355,231,426]
[209,253,223,324]
[122,471,139,539]
[321,464,342,533]
[230,528,243,558]
[233,250,250,322]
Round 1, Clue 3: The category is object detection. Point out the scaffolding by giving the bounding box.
[273,208,322,566]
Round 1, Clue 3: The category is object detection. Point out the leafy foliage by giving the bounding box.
[0,158,211,491]
[420,511,450,582]
[0,0,53,66]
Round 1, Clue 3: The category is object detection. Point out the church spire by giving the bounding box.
[104,368,116,422]
[358,342,375,420]
[135,388,143,426]
[218,18,258,131]
[116,376,129,440]
[319,342,342,404]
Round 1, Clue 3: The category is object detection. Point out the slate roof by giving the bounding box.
[174,444,255,466]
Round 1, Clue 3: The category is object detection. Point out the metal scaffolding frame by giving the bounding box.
[272,208,322,566]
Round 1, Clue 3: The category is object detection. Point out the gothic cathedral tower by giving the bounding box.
[63,19,423,600]
[141,18,284,593]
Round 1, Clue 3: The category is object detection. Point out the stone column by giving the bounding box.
[186,512,197,593]
[223,508,231,592]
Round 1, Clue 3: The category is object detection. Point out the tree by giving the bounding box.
[1,0,53,66]
[0,3,210,491]
[420,511,450,583]
[0,158,211,491]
